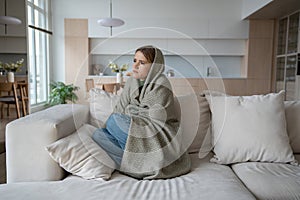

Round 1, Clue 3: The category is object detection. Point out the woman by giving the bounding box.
[93,45,191,179]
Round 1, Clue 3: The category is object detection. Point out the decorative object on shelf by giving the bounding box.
[109,62,128,83]
[108,62,129,73]
[47,81,79,106]
[93,64,104,75]
[7,72,14,83]
[166,69,175,77]
[97,0,125,36]
[0,58,24,83]
[116,72,122,83]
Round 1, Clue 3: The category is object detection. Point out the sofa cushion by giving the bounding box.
[46,124,115,181]
[231,159,300,200]
[284,101,300,153]
[205,90,296,164]
[0,153,256,200]
[174,94,212,154]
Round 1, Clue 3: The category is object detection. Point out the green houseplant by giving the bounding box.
[47,81,79,106]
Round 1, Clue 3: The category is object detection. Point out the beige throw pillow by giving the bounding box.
[46,124,115,180]
[205,91,296,165]
[89,88,120,128]
[174,94,212,155]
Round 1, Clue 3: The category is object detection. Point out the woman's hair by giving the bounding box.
[135,45,156,63]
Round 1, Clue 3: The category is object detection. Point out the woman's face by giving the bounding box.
[132,51,152,80]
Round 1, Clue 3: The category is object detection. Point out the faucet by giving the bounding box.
[207,67,212,77]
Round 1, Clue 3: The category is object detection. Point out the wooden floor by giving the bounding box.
[0,108,19,184]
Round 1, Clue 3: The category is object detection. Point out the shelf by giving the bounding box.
[89,38,246,56]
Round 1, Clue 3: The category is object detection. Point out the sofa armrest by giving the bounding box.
[6,104,89,183]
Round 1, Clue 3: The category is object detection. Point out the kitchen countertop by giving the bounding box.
[87,75,247,79]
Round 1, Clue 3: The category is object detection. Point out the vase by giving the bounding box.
[116,72,123,83]
[7,72,14,83]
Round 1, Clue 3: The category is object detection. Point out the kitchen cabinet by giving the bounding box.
[275,11,300,100]
[89,37,246,78]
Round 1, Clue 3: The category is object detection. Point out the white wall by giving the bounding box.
[89,0,249,39]
[51,0,109,81]
[52,0,249,81]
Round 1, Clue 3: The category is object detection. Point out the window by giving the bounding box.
[27,0,52,106]
[275,11,299,100]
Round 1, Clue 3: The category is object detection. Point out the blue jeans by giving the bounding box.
[92,113,130,167]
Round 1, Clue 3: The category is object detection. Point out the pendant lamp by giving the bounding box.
[0,0,22,25]
[97,0,124,36]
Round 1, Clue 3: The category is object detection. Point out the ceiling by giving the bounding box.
[246,0,300,19]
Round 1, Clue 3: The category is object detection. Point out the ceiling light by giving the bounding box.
[0,16,22,25]
[97,0,125,36]
[97,18,124,27]
[0,0,22,25]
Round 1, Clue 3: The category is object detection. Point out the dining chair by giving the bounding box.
[85,79,95,92]
[0,82,21,119]
[103,83,119,94]
[17,82,29,116]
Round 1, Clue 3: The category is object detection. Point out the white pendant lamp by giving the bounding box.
[0,0,22,25]
[0,16,22,25]
[97,18,124,27]
[97,0,124,35]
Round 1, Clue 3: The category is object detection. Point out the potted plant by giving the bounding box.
[0,58,24,82]
[108,62,129,83]
[47,81,79,106]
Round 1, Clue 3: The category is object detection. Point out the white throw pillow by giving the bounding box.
[46,124,115,181]
[284,101,300,153]
[89,88,120,128]
[205,90,296,165]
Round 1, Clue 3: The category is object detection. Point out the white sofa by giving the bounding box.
[1,92,300,200]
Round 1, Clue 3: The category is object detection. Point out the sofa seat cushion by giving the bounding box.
[231,156,300,200]
[0,153,255,200]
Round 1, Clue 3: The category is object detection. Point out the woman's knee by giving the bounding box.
[92,128,106,142]
[106,114,116,129]
[106,113,130,131]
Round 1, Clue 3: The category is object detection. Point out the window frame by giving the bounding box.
[26,0,52,108]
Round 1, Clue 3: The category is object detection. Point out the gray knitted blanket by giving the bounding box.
[114,48,191,179]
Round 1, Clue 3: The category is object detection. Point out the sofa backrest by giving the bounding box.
[284,101,300,153]
[174,95,300,155]
[88,88,300,155]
